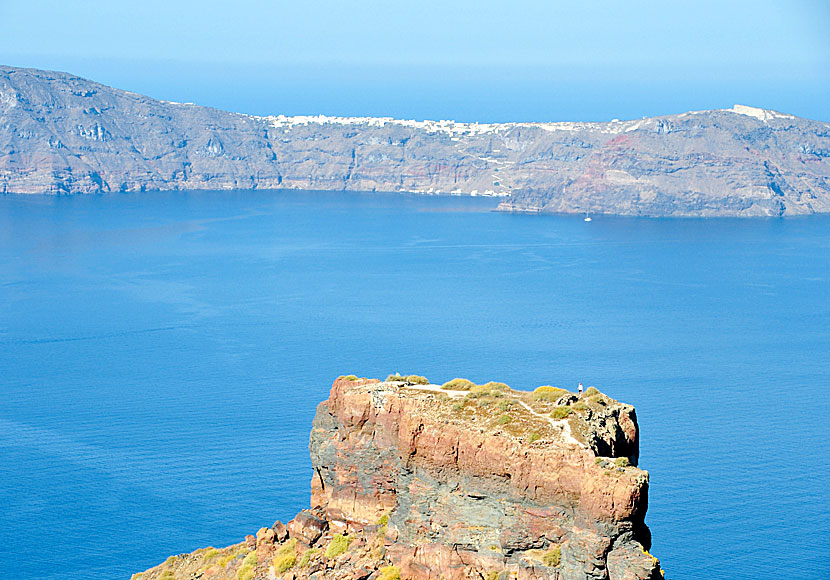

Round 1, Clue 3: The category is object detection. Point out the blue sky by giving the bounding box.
[2,1,828,121]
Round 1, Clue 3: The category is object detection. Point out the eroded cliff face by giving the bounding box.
[134,377,663,580]
[3,65,830,217]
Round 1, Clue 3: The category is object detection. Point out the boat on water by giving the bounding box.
[584,212,592,222]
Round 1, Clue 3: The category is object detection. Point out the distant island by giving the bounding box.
[134,375,663,580]
[2,65,829,217]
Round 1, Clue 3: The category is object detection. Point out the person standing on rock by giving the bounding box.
[578,383,584,396]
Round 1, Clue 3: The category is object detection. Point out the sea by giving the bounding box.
[0,190,827,580]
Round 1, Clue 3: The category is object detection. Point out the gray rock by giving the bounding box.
[2,65,828,217]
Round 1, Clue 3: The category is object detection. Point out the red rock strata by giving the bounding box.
[134,376,663,580]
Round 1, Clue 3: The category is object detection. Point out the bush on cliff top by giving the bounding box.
[386,373,430,384]
[497,414,512,425]
[325,534,352,558]
[584,386,600,397]
[441,378,477,391]
[480,381,511,392]
[339,375,359,381]
[551,406,572,420]
[534,385,569,401]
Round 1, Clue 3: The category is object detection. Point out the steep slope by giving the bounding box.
[2,65,829,216]
[133,376,663,580]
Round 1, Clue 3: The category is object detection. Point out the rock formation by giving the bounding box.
[133,376,663,580]
[2,65,829,216]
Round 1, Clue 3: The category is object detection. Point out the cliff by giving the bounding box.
[133,376,663,580]
[2,65,829,217]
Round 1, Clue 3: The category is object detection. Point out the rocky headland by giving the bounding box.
[133,375,663,580]
[2,65,829,217]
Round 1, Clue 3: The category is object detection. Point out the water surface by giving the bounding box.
[0,190,827,579]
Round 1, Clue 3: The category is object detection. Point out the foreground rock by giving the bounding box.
[133,376,663,580]
[2,65,829,217]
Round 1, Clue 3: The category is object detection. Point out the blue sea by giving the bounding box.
[0,190,827,580]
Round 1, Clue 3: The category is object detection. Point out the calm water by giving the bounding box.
[0,190,828,580]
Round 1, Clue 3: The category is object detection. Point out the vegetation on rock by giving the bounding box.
[543,545,562,567]
[533,385,569,401]
[441,378,477,391]
[325,534,352,558]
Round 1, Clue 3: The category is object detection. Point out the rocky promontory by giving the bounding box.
[2,65,830,217]
[133,375,663,580]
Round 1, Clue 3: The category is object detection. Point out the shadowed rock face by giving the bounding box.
[133,377,664,580]
[2,65,829,217]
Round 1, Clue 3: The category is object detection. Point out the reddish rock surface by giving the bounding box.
[133,376,664,580]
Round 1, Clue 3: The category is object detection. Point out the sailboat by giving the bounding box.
[584,211,592,222]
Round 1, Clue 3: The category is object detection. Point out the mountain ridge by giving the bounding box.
[2,65,829,217]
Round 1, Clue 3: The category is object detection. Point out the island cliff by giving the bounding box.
[133,376,663,580]
[2,65,829,217]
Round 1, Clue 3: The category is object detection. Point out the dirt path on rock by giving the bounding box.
[401,383,583,447]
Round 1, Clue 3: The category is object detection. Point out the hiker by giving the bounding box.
[578,382,584,396]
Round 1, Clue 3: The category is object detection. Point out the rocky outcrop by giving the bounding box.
[133,376,663,580]
[2,65,829,216]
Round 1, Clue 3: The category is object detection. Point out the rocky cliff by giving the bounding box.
[133,376,663,580]
[2,65,829,217]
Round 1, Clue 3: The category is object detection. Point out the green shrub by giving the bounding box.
[202,548,220,563]
[386,373,405,382]
[325,534,352,558]
[478,399,493,408]
[498,400,512,411]
[465,390,487,400]
[595,457,604,465]
[528,432,541,443]
[297,548,319,569]
[272,539,297,572]
[551,406,572,419]
[378,566,401,580]
[497,414,512,425]
[237,563,255,580]
[584,386,600,397]
[272,552,295,573]
[406,374,429,384]
[481,381,511,392]
[340,375,359,381]
[218,549,245,568]
[572,402,588,412]
[543,545,561,567]
[452,402,464,412]
[160,572,175,580]
[614,457,630,468]
[164,556,177,566]
[377,514,389,526]
[441,378,477,391]
[242,552,257,567]
[534,386,568,401]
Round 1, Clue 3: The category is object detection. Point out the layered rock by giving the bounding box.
[133,376,663,580]
[2,65,829,217]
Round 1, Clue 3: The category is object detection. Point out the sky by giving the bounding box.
[1,0,828,122]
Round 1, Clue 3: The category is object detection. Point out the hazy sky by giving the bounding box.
[2,1,828,121]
